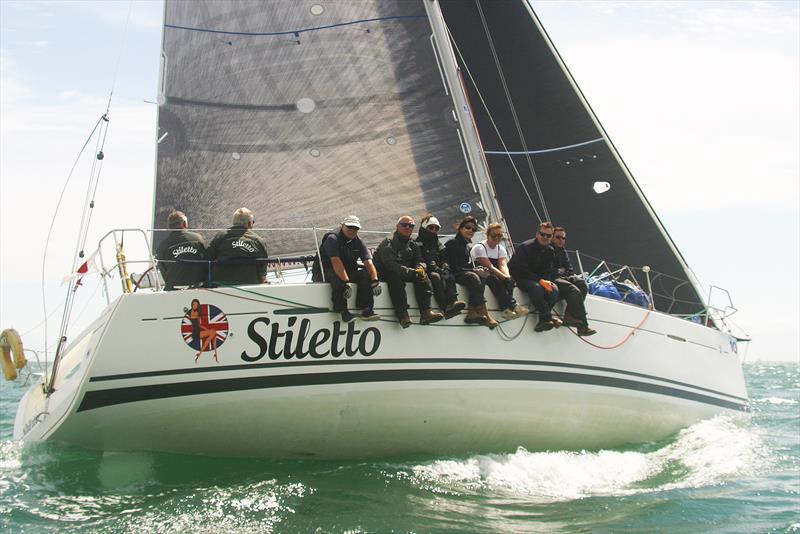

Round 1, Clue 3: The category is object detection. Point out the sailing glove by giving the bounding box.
[415,266,427,281]
[371,280,382,296]
[539,279,554,293]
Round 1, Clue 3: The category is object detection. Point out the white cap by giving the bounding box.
[341,215,361,229]
[425,216,441,229]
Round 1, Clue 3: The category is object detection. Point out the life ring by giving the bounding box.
[0,328,26,381]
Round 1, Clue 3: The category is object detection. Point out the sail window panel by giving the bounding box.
[155,0,485,257]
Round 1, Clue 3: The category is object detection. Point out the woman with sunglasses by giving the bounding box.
[471,223,529,321]
[443,216,498,328]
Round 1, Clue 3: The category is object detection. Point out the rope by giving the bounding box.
[496,313,529,341]
[568,309,652,350]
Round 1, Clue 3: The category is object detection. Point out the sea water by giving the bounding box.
[1,362,797,533]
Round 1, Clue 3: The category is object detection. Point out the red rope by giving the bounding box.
[566,308,653,350]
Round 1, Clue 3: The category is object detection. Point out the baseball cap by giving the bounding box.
[341,215,361,229]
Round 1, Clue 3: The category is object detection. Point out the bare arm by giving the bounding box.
[364,259,378,281]
[330,256,349,282]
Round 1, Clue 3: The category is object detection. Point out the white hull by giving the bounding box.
[14,283,748,458]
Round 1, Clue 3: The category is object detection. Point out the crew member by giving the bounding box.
[471,223,528,320]
[206,207,268,285]
[155,210,207,290]
[415,215,465,319]
[313,215,381,323]
[444,216,498,328]
[508,221,560,332]
[373,216,443,328]
[552,227,596,336]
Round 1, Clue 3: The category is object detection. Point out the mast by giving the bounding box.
[423,0,506,230]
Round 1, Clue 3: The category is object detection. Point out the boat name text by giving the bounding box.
[172,245,198,257]
[232,239,256,253]
[242,317,381,361]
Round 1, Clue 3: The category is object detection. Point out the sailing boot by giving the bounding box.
[561,313,584,328]
[420,308,444,325]
[478,304,499,329]
[399,315,412,329]
[464,305,487,325]
[444,300,466,319]
[534,315,554,332]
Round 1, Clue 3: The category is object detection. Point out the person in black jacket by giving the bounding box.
[444,216,498,328]
[373,216,443,328]
[155,210,207,290]
[206,207,268,286]
[508,221,560,332]
[552,227,595,336]
[416,215,465,319]
[313,215,381,323]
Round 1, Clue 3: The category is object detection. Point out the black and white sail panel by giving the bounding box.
[154,0,484,255]
[439,0,705,314]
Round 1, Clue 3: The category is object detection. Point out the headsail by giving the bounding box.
[438,0,706,315]
[154,0,485,256]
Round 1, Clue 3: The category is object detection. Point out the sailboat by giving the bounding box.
[12,0,748,459]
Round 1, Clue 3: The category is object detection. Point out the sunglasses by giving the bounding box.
[553,235,565,240]
[427,225,440,231]
[488,233,503,240]
[538,231,553,238]
[462,225,477,231]
[398,222,415,229]
[345,225,360,231]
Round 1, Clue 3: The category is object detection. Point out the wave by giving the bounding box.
[407,415,770,502]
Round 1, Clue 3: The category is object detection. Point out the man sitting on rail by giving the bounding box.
[313,215,381,323]
[508,221,560,332]
[551,226,596,336]
[373,216,443,329]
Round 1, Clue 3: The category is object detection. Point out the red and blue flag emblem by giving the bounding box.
[181,303,229,352]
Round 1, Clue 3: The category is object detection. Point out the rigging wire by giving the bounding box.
[41,0,135,390]
[473,0,551,222]
[443,17,543,223]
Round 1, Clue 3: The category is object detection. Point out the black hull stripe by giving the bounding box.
[77,368,748,413]
[89,357,748,403]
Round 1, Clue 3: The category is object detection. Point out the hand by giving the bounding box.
[539,279,553,293]
[415,266,427,281]
[343,284,353,299]
[371,280,382,296]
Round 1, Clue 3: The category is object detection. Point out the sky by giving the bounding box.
[0,0,798,363]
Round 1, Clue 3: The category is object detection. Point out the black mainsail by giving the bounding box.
[438,0,705,314]
[154,0,485,256]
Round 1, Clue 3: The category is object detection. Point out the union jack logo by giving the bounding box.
[181,303,229,352]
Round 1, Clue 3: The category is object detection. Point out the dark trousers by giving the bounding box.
[429,271,458,310]
[383,273,433,319]
[514,277,558,319]
[454,271,486,306]
[556,276,589,323]
[325,267,373,312]
[485,275,517,310]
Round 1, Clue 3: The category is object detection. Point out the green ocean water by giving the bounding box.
[1,362,797,533]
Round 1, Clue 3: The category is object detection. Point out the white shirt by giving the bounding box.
[470,240,508,262]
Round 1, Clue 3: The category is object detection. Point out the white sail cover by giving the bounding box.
[153,0,485,256]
